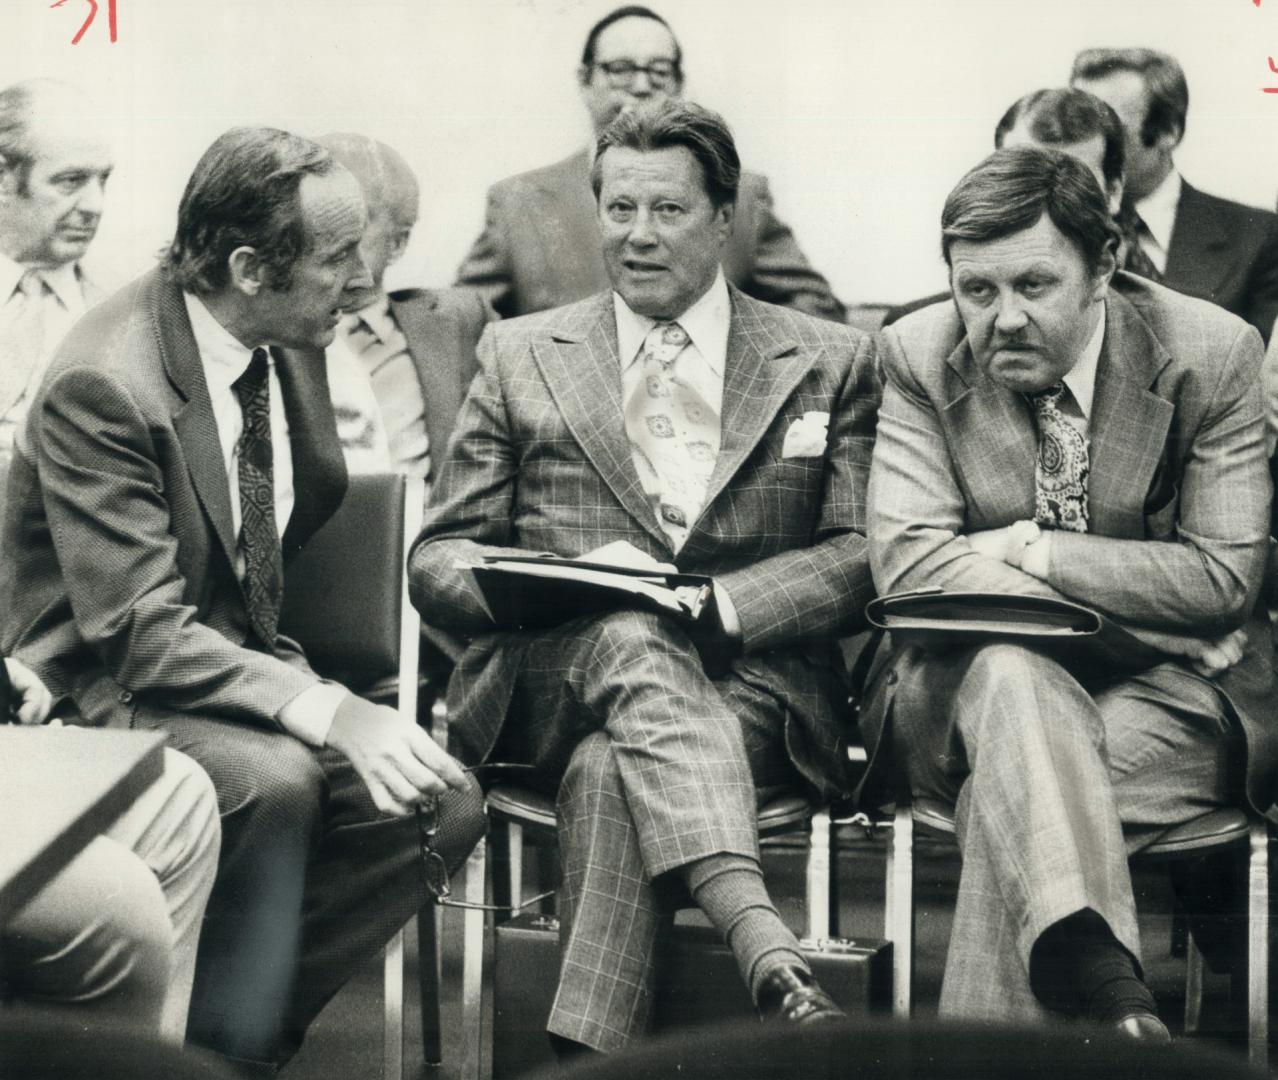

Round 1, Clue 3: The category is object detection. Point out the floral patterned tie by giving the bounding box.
[232,348,284,646]
[624,321,720,551]
[1030,382,1089,533]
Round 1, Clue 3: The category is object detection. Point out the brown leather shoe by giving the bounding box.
[1113,1012,1171,1042]
[755,965,845,1024]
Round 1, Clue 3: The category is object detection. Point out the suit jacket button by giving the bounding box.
[118,690,133,704]
[886,671,898,686]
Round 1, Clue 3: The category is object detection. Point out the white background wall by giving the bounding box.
[3,0,1277,306]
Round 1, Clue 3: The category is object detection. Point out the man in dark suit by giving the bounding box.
[862,146,1274,1037]
[413,101,879,1053]
[312,133,491,481]
[454,5,845,323]
[0,127,482,1075]
[1072,47,1278,343]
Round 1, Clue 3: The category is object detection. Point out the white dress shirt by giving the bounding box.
[1132,170,1182,276]
[184,292,342,745]
[612,269,741,637]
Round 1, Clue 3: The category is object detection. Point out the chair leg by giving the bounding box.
[383,928,405,1080]
[884,804,913,1019]
[1246,821,1268,1070]
[418,906,442,1066]
[1183,934,1204,1034]
[804,808,832,942]
[508,822,524,909]
[459,839,487,1080]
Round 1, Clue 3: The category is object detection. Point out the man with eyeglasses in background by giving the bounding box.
[455,5,845,322]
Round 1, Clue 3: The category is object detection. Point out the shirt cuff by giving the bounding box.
[277,680,347,746]
[714,580,743,644]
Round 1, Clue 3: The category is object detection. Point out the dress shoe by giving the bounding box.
[755,965,845,1024]
[1112,1011,1171,1042]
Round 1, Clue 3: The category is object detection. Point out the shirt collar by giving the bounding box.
[1133,169,1181,253]
[183,290,259,394]
[0,252,83,310]
[614,268,730,377]
[343,293,394,343]
[1061,304,1106,419]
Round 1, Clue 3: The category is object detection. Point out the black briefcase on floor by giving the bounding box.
[491,913,891,1078]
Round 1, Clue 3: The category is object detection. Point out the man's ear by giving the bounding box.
[1106,178,1125,218]
[1092,240,1119,300]
[226,246,265,296]
[0,156,20,201]
[387,225,412,268]
[715,200,735,240]
[576,64,593,89]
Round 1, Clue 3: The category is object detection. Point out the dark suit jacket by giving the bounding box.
[0,267,347,729]
[409,287,879,796]
[454,149,846,324]
[385,286,490,461]
[859,274,1278,821]
[1165,181,1278,345]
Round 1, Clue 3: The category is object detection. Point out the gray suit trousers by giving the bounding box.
[893,642,1240,1021]
[491,609,802,1050]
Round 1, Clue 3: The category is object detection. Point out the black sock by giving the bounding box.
[1030,911,1156,1023]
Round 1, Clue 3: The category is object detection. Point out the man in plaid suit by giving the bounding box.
[860,146,1276,1037]
[411,100,879,1053]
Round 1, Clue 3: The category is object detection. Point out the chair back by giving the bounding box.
[279,472,424,685]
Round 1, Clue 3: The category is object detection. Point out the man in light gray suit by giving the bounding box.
[860,146,1275,1038]
[454,5,845,323]
[413,100,879,1054]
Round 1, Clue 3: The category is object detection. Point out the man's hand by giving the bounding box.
[582,539,676,573]
[5,658,54,725]
[1124,626,1249,679]
[326,693,470,817]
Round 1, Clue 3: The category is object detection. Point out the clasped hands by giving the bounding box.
[965,524,1247,680]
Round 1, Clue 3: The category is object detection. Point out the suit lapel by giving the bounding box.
[155,273,240,569]
[530,295,669,549]
[696,290,814,518]
[1086,290,1174,537]
[392,291,468,463]
[275,347,347,559]
[942,341,1039,527]
[1165,182,1230,298]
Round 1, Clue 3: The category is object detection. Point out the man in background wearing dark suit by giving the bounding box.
[1072,47,1278,343]
[313,133,491,481]
[0,127,482,1075]
[415,100,879,1055]
[454,5,845,322]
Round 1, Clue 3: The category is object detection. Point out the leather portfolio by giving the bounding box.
[491,913,890,1077]
[865,588,1163,672]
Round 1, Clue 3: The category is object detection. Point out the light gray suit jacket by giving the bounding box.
[455,149,846,324]
[858,273,1278,820]
[409,286,879,795]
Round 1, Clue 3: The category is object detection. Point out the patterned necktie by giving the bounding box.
[0,269,51,419]
[624,321,720,550]
[232,348,284,646]
[1117,207,1162,283]
[1030,382,1089,533]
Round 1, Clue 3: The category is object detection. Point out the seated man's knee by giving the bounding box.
[217,738,325,840]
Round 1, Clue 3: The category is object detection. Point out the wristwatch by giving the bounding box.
[1006,520,1042,569]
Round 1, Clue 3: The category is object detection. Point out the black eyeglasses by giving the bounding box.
[593,59,680,90]
[417,763,557,913]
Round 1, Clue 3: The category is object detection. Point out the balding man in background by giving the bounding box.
[1072,47,1278,343]
[0,78,115,481]
[313,133,491,482]
[455,4,845,322]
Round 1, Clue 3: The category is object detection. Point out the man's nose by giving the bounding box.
[625,209,658,248]
[346,251,374,293]
[992,291,1028,333]
[74,178,105,218]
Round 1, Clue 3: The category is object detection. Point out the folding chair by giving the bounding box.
[278,471,429,1080]
[884,795,1270,1067]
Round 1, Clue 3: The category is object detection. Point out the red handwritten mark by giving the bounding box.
[49,0,118,44]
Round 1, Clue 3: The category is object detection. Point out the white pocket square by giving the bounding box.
[781,412,829,458]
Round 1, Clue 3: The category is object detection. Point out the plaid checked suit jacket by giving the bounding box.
[0,267,348,727]
[409,286,880,796]
[859,273,1278,822]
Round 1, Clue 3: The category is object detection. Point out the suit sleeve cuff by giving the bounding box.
[714,580,743,644]
[277,681,347,746]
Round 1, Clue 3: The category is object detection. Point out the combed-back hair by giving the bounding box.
[994,87,1126,191]
[1071,47,1188,146]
